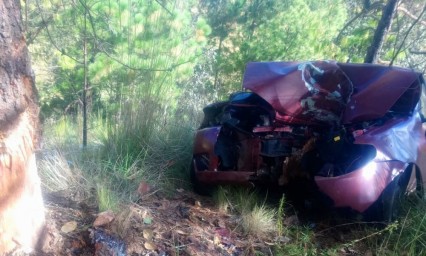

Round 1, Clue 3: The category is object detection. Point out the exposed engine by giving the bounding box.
[204,92,376,187]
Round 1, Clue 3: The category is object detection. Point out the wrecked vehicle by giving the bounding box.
[191,60,426,221]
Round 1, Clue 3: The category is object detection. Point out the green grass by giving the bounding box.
[277,194,286,237]
[96,184,121,212]
[38,105,426,256]
[274,226,320,256]
[272,195,426,256]
[38,100,196,212]
[372,201,426,255]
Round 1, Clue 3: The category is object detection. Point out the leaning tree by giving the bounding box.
[0,0,45,254]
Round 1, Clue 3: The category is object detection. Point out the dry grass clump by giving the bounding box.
[37,150,87,193]
[240,204,277,237]
[214,186,278,238]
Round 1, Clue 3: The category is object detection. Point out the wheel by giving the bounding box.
[364,167,411,223]
[190,157,215,196]
[414,165,424,200]
[381,171,409,222]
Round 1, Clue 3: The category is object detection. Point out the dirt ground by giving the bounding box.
[35,188,279,256]
[33,187,370,256]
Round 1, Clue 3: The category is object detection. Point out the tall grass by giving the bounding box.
[370,201,426,255]
[102,95,197,192]
[38,92,198,211]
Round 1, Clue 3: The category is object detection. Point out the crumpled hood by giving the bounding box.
[242,61,423,125]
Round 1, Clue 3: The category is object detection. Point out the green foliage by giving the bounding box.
[200,0,347,93]
[27,0,209,121]
[274,227,319,256]
[336,0,426,68]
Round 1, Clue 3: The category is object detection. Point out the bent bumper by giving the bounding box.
[315,161,407,212]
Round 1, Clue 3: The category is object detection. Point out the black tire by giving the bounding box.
[414,165,424,200]
[364,167,411,223]
[190,157,215,196]
[382,172,408,222]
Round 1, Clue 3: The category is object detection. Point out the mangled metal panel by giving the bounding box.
[242,61,423,125]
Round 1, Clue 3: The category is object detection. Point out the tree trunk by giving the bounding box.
[213,37,223,90]
[83,3,88,147]
[364,0,399,63]
[0,0,45,254]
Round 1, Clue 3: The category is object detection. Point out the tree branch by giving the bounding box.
[35,0,83,64]
[397,6,426,26]
[154,0,173,16]
[335,2,383,44]
[410,50,426,55]
[390,3,426,66]
[26,15,54,45]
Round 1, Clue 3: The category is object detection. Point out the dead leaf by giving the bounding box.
[137,180,152,196]
[144,241,157,250]
[61,221,77,233]
[93,210,115,227]
[159,199,170,210]
[184,245,199,256]
[176,188,184,193]
[71,239,84,249]
[213,235,221,245]
[213,219,226,228]
[214,228,230,238]
[234,239,246,247]
[143,229,154,240]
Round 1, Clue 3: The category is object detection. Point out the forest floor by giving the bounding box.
[33,186,375,256]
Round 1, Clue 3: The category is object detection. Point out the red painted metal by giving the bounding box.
[193,60,426,213]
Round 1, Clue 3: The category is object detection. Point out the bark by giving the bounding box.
[0,0,45,254]
[364,0,399,63]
